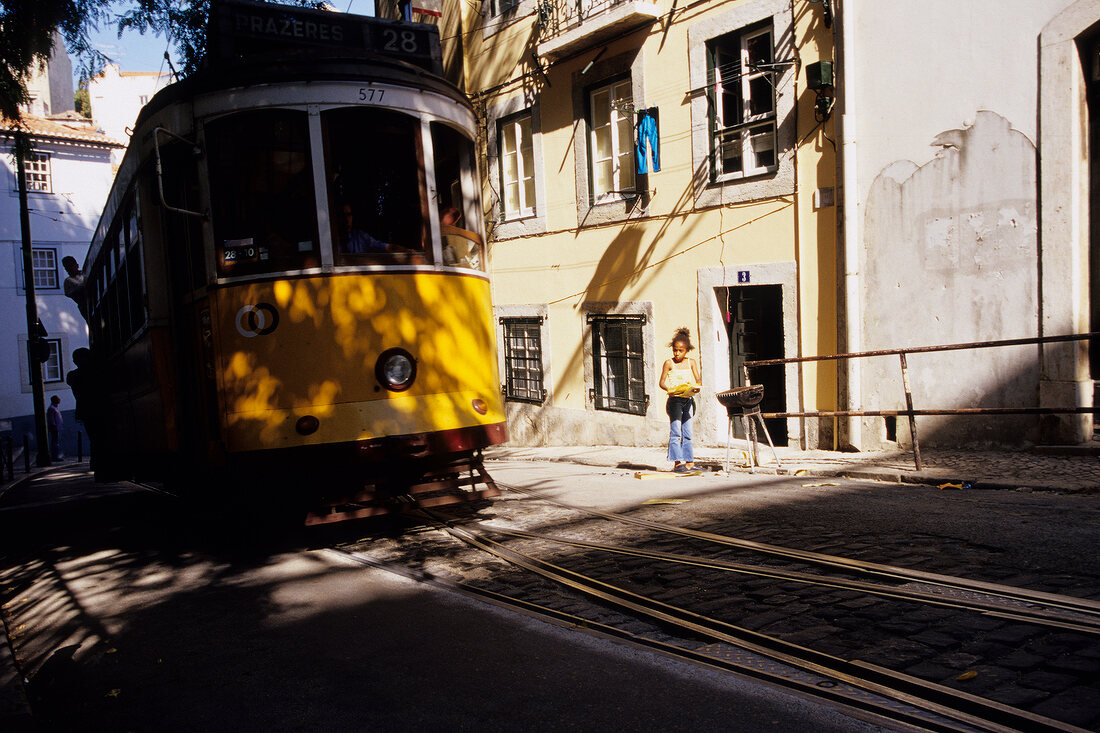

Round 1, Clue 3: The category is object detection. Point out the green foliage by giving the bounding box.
[0,0,110,119]
[74,85,90,116]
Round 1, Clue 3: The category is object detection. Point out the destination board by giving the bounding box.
[208,0,442,74]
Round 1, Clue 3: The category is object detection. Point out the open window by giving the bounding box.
[588,78,636,204]
[708,24,777,180]
[498,112,534,220]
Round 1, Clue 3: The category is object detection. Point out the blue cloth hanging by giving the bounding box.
[636,108,660,174]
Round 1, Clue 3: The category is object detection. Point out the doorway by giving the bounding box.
[722,284,787,446]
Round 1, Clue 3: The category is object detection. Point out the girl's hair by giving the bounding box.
[669,327,694,351]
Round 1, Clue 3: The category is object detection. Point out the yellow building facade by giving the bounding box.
[384,0,839,451]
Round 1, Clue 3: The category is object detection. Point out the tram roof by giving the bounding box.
[134,51,471,131]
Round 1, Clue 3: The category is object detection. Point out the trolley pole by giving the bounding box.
[13,131,51,467]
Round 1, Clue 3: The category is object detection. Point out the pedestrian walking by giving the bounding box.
[658,327,701,473]
[46,394,63,461]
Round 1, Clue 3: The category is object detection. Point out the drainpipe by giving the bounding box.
[838,0,861,450]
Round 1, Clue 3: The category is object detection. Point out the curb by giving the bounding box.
[0,633,33,733]
[486,449,1096,495]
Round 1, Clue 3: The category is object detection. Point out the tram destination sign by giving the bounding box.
[208,0,442,74]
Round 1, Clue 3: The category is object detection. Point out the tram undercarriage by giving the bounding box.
[304,451,500,525]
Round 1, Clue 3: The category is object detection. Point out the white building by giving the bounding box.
[1,62,123,457]
[23,32,74,119]
[833,0,1096,448]
[89,65,172,142]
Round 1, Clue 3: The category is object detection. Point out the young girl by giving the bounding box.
[659,327,702,473]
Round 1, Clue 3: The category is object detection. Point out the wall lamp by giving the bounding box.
[806,60,835,121]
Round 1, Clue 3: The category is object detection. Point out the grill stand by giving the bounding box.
[724,405,782,474]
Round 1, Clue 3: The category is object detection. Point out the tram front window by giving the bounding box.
[206,110,320,277]
[322,107,427,264]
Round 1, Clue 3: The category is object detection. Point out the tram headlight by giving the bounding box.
[295,415,320,435]
[375,348,417,392]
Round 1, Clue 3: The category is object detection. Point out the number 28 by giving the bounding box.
[382,29,420,53]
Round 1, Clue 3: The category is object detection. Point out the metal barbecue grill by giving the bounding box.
[715,385,781,473]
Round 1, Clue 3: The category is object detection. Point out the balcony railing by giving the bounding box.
[537,0,662,61]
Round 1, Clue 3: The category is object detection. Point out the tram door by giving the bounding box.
[724,285,787,446]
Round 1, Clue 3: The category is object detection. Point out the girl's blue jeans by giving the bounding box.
[666,396,694,462]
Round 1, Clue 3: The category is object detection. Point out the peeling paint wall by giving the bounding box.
[845,0,1085,448]
[861,112,1039,446]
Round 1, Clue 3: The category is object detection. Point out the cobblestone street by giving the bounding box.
[341,457,1100,730]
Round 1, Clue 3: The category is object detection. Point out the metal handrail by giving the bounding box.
[538,0,630,38]
[741,332,1098,470]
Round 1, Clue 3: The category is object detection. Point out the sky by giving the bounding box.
[82,0,378,77]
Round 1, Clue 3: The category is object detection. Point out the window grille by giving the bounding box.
[588,314,647,415]
[502,317,546,403]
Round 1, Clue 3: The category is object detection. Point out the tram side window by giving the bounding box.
[92,230,123,355]
[125,205,147,334]
[156,147,207,292]
[206,109,320,277]
[322,107,427,263]
[115,228,132,342]
[431,122,483,271]
[88,269,104,348]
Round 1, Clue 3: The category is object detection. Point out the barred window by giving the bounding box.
[23,151,52,192]
[502,317,545,403]
[589,314,647,415]
[708,25,776,180]
[32,248,58,289]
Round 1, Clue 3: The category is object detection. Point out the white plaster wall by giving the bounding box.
[90,65,172,142]
[0,141,116,422]
[845,0,1083,447]
[849,0,1076,206]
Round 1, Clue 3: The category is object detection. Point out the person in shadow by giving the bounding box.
[66,348,108,472]
[62,256,88,320]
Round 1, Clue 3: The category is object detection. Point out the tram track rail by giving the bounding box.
[469,524,1100,636]
[328,478,1100,732]
[326,541,979,733]
[496,482,1100,620]
[340,505,1088,733]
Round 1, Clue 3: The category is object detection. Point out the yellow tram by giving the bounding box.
[80,0,506,522]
